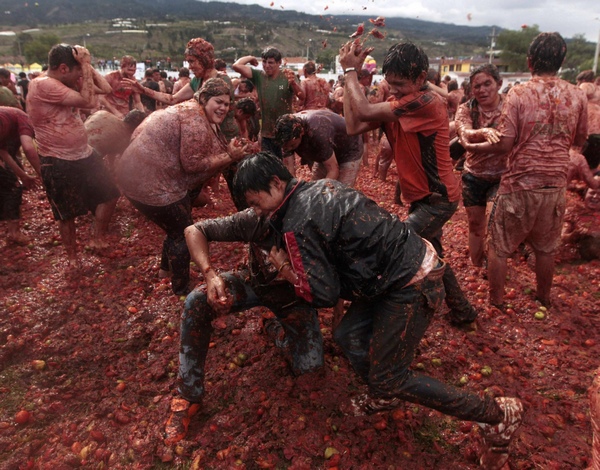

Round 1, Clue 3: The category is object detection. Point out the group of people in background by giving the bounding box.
[1,29,599,469]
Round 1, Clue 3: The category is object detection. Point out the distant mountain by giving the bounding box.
[0,0,500,44]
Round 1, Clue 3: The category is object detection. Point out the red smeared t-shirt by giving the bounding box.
[384,90,460,205]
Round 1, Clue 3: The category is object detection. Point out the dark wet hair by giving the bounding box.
[275,114,304,144]
[304,61,316,75]
[196,77,230,105]
[0,68,10,79]
[144,68,155,78]
[261,47,282,62]
[214,58,227,71]
[528,32,566,75]
[447,79,458,92]
[577,70,595,83]
[358,68,372,80]
[179,67,190,77]
[160,71,167,79]
[470,64,502,84]
[240,79,254,92]
[382,42,429,82]
[426,68,440,86]
[123,109,147,129]
[18,72,27,78]
[233,152,293,201]
[48,44,79,70]
[236,97,257,116]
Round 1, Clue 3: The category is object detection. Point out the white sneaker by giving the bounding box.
[478,397,524,470]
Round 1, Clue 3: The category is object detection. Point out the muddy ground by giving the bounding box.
[1,153,599,469]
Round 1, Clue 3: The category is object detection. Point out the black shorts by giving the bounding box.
[40,152,120,221]
[461,172,500,208]
[0,166,22,221]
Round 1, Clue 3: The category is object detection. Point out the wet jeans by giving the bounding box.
[407,197,476,322]
[129,196,193,295]
[178,272,324,403]
[334,264,500,423]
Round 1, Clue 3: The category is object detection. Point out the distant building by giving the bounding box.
[431,57,509,76]
[430,57,530,87]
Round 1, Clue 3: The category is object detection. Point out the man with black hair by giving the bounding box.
[232,47,304,173]
[140,68,160,113]
[462,32,588,309]
[339,40,479,328]
[27,43,115,265]
[274,110,362,185]
[233,97,257,140]
[176,152,523,469]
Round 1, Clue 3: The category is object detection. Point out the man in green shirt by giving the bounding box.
[233,47,304,174]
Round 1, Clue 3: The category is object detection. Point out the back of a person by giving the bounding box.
[85,110,131,156]
[299,109,362,164]
[282,179,424,303]
[499,77,587,192]
[302,77,330,110]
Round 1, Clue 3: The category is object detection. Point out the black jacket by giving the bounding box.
[197,179,425,308]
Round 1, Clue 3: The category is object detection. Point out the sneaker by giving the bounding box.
[164,397,201,445]
[478,397,523,470]
[349,393,403,416]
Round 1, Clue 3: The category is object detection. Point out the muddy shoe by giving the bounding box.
[349,393,403,416]
[164,397,201,445]
[478,397,523,470]
[263,318,288,349]
[448,304,478,328]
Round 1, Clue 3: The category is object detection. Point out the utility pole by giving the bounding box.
[488,27,498,64]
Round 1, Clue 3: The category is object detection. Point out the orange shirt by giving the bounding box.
[384,90,461,205]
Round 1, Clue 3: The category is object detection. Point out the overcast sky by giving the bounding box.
[216,0,600,42]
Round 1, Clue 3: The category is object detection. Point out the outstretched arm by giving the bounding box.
[122,78,194,106]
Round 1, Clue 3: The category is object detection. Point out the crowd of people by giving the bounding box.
[1,30,599,469]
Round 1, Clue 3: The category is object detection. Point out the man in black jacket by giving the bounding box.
[170,153,523,470]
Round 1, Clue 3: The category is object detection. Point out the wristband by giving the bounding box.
[278,261,291,272]
[343,67,357,74]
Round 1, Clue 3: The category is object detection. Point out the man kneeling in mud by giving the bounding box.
[167,152,523,470]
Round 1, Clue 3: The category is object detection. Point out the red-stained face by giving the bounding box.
[471,72,501,109]
[385,73,422,99]
[203,94,231,125]
[186,55,206,78]
[262,58,281,78]
[120,62,137,79]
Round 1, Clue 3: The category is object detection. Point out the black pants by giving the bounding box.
[333,264,500,424]
[407,197,476,322]
[129,195,192,295]
[178,272,324,403]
